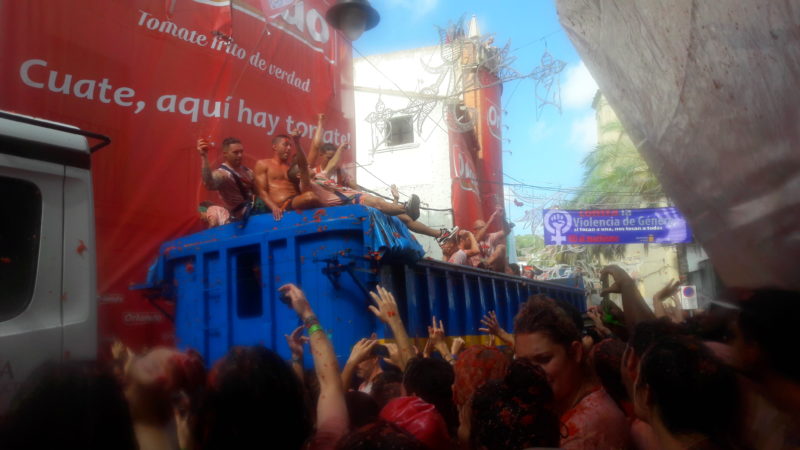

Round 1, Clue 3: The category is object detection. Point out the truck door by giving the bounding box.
[0,112,102,414]
[0,155,65,411]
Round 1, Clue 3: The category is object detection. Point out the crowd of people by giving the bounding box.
[196,113,458,246]
[2,263,798,449]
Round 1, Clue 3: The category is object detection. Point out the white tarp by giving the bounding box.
[557,0,800,290]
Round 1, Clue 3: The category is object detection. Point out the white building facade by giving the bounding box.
[353,46,457,259]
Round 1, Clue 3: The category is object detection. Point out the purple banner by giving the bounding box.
[543,208,692,245]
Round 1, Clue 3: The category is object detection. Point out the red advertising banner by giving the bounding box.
[0,0,354,354]
[474,69,505,227]
[448,125,483,230]
[450,68,504,230]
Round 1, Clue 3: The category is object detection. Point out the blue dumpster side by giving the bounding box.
[378,259,586,345]
[135,205,587,368]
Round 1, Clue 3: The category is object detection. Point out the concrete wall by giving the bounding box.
[354,46,455,259]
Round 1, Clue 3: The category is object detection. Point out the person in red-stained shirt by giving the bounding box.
[439,230,479,266]
[514,296,629,449]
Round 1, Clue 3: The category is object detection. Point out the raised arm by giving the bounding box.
[652,279,681,319]
[197,138,225,190]
[254,160,282,221]
[341,337,378,390]
[479,310,514,347]
[307,113,326,169]
[601,265,656,331]
[280,283,348,435]
[475,207,503,242]
[290,129,313,193]
[322,142,347,178]
[368,285,414,370]
[428,316,455,365]
[460,230,481,257]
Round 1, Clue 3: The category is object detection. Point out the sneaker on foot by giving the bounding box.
[405,194,421,221]
[436,226,459,245]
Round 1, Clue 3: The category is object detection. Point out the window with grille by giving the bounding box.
[385,116,414,147]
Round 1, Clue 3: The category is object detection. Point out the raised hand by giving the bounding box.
[479,310,514,346]
[600,265,635,295]
[368,285,401,325]
[450,337,465,357]
[317,113,326,125]
[479,310,502,336]
[427,315,446,349]
[347,337,378,365]
[197,137,211,156]
[368,285,412,369]
[383,342,402,367]
[278,283,312,318]
[654,279,681,303]
[285,325,309,357]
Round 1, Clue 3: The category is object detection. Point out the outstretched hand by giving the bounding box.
[368,285,401,325]
[478,310,502,336]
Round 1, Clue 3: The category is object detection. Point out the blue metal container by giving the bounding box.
[137,205,586,368]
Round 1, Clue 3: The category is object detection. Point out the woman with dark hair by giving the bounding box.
[0,360,137,450]
[465,358,560,450]
[635,336,741,449]
[200,283,350,450]
[199,345,312,450]
[513,297,628,448]
[402,356,459,437]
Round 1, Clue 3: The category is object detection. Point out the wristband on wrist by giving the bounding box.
[307,323,323,336]
[303,315,319,327]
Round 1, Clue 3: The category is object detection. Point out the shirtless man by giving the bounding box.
[197,137,254,220]
[254,131,319,221]
[469,207,509,273]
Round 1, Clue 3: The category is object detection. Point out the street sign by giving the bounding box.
[680,285,698,310]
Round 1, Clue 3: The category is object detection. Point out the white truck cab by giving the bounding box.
[0,111,108,412]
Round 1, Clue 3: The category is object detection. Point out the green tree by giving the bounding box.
[558,117,666,264]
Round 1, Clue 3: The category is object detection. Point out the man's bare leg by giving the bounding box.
[290,191,321,210]
[360,195,406,216]
[397,214,438,237]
